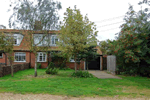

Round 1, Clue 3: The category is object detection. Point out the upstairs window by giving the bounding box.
[0,53,3,58]
[34,35,48,46]
[51,35,58,45]
[13,36,17,45]
[5,36,17,45]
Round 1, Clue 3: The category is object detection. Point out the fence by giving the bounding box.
[0,63,29,77]
[107,55,116,74]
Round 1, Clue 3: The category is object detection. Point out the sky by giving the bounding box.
[0,0,148,41]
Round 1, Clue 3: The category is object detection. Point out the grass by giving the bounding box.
[0,69,150,98]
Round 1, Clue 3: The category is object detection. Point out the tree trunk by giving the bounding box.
[74,55,77,73]
[8,57,13,77]
[34,57,37,77]
[87,61,88,71]
[11,65,13,77]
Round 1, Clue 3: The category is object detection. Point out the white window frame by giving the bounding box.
[0,53,3,58]
[51,35,59,46]
[14,52,26,62]
[37,52,47,62]
[13,36,18,45]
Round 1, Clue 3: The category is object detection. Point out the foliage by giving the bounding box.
[51,52,68,69]
[46,62,59,75]
[37,63,41,69]
[0,32,14,77]
[9,0,62,77]
[99,39,116,55]
[114,5,150,77]
[76,45,98,69]
[71,70,94,78]
[58,6,98,72]
[45,67,59,75]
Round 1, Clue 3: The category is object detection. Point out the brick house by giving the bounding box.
[0,29,103,70]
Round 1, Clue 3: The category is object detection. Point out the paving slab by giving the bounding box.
[88,70,122,79]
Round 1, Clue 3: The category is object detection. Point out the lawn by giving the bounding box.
[0,69,150,98]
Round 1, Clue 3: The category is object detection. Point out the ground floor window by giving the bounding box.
[70,56,80,62]
[37,52,47,62]
[0,53,3,58]
[14,52,26,62]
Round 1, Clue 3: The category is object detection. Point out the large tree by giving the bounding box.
[58,6,98,72]
[9,0,62,77]
[114,5,150,76]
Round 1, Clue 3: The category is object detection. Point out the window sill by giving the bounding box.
[37,61,47,62]
[70,61,81,63]
[14,44,19,46]
[14,61,26,62]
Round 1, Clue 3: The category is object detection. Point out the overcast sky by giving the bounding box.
[0,0,148,41]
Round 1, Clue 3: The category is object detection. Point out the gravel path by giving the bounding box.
[0,93,149,100]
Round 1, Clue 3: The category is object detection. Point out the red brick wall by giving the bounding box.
[0,51,85,70]
[66,61,84,70]
[0,53,6,63]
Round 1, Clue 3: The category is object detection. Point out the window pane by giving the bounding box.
[52,36,55,44]
[40,56,42,61]
[19,56,22,61]
[0,53,2,57]
[15,56,18,61]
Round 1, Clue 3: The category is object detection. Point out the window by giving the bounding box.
[70,56,80,62]
[51,35,58,45]
[0,53,3,58]
[14,52,26,62]
[37,52,47,62]
[13,36,17,45]
[34,35,48,46]
[5,36,17,45]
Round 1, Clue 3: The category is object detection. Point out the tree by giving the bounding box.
[58,6,98,72]
[99,39,115,55]
[114,5,150,76]
[0,32,14,77]
[9,0,62,77]
[0,25,6,29]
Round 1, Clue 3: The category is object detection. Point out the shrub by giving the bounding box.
[59,66,72,70]
[46,62,59,75]
[37,63,41,69]
[46,67,59,75]
[59,63,66,69]
[71,70,93,78]
[48,62,55,69]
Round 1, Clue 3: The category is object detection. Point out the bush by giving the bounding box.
[59,66,72,70]
[71,70,93,78]
[46,67,59,75]
[37,63,41,69]
[59,63,66,70]
[46,62,59,75]
[48,62,55,69]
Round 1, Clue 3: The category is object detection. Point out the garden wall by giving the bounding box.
[0,63,29,77]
